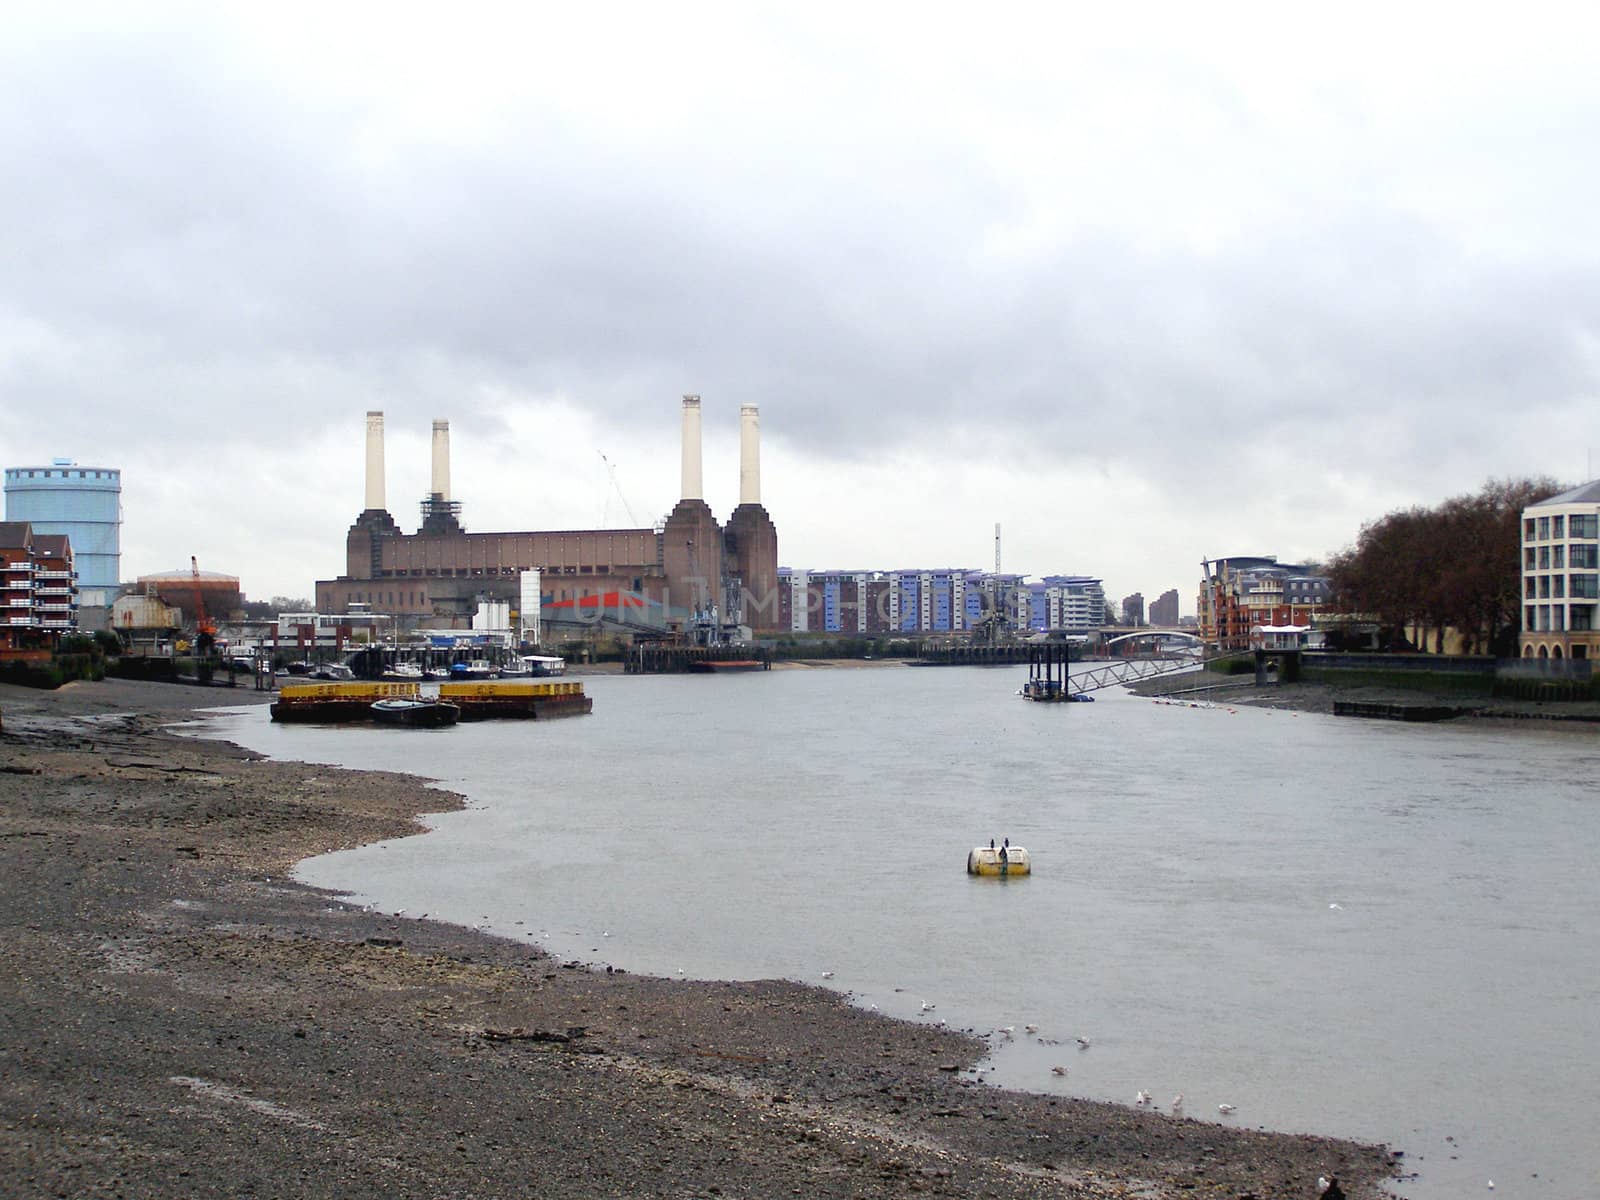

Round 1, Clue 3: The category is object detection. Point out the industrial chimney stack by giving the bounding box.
[364,411,386,512]
[431,419,452,501]
[680,395,703,501]
[739,405,761,505]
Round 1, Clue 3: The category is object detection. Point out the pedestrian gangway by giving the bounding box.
[1066,649,1254,696]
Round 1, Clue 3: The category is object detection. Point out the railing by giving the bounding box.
[1,562,36,572]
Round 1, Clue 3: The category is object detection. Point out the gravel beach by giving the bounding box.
[1,677,1398,1199]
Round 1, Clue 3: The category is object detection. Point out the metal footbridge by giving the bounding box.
[1066,650,1252,696]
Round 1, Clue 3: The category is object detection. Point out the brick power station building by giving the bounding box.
[315,398,779,633]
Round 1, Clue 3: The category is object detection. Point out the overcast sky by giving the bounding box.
[6,3,1600,609]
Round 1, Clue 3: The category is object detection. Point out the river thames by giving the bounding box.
[210,666,1600,1200]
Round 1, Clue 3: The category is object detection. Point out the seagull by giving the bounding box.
[1217,1103,1237,1115]
[1076,1036,1092,1048]
[1329,902,1344,910]
[821,971,834,979]
[1318,1177,1331,1195]
[1051,1065,1067,1076]
[921,1001,936,1013]
[1135,1090,1151,1106]
[868,1003,879,1012]
[998,1025,1015,1039]
[1024,1024,1038,1033]
[1172,1093,1184,1111]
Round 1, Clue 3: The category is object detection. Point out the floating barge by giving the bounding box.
[270,680,591,723]
[270,682,424,723]
[438,679,593,720]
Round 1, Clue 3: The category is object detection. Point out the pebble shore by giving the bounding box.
[1,677,1398,1198]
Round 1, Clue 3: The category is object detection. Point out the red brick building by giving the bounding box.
[1,521,78,654]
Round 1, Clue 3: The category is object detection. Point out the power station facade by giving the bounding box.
[315,399,780,633]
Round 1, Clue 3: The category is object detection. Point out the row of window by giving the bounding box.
[1526,514,1600,541]
[1525,574,1600,599]
[1527,604,1598,631]
[1524,544,1600,569]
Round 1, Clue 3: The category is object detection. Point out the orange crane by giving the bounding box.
[191,556,218,653]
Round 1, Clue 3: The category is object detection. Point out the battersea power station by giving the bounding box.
[314,397,780,633]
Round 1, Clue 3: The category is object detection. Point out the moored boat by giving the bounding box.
[371,697,460,727]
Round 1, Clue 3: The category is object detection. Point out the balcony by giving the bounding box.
[35,585,74,598]
[2,561,35,573]
[35,570,72,582]
[7,615,39,626]
[6,598,31,608]
[40,619,75,629]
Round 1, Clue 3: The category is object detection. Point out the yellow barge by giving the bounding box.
[270,680,591,723]
[270,682,423,723]
[438,680,593,720]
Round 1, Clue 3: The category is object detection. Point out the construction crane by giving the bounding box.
[190,555,218,655]
[599,453,640,528]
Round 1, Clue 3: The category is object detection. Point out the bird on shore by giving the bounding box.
[1217,1103,1237,1115]
[1076,1036,1091,1048]
[1135,1090,1151,1106]
[1051,1065,1067,1076]
[921,1001,936,1013]
[998,1025,1015,1039]
[821,971,834,979]
[1024,1024,1038,1033]
[1172,1093,1184,1112]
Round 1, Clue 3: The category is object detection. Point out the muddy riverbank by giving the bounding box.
[1,678,1397,1198]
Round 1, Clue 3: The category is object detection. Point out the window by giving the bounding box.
[1572,514,1599,539]
[1526,548,1536,569]
[1573,605,1595,631]
[1554,546,1566,568]
[1572,544,1599,569]
[1571,574,1600,599]
[1553,608,1565,631]
[1526,577,1537,599]
[1539,576,1550,598]
[1554,576,1565,598]
[1538,516,1551,539]
[1554,515,1565,538]
[1526,518,1537,538]
[1527,605,1537,628]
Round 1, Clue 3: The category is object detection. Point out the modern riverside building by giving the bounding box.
[776,568,1099,637]
[1198,557,1331,649]
[0,521,78,652]
[4,461,120,608]
[1519,480,1600,660]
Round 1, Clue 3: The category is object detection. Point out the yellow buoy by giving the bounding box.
[967,846,1030,876]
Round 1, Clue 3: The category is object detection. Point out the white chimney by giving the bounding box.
[364,411,386,511]
[739,404,761,505]
[431,419,451,500]
[680,395,703,501]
